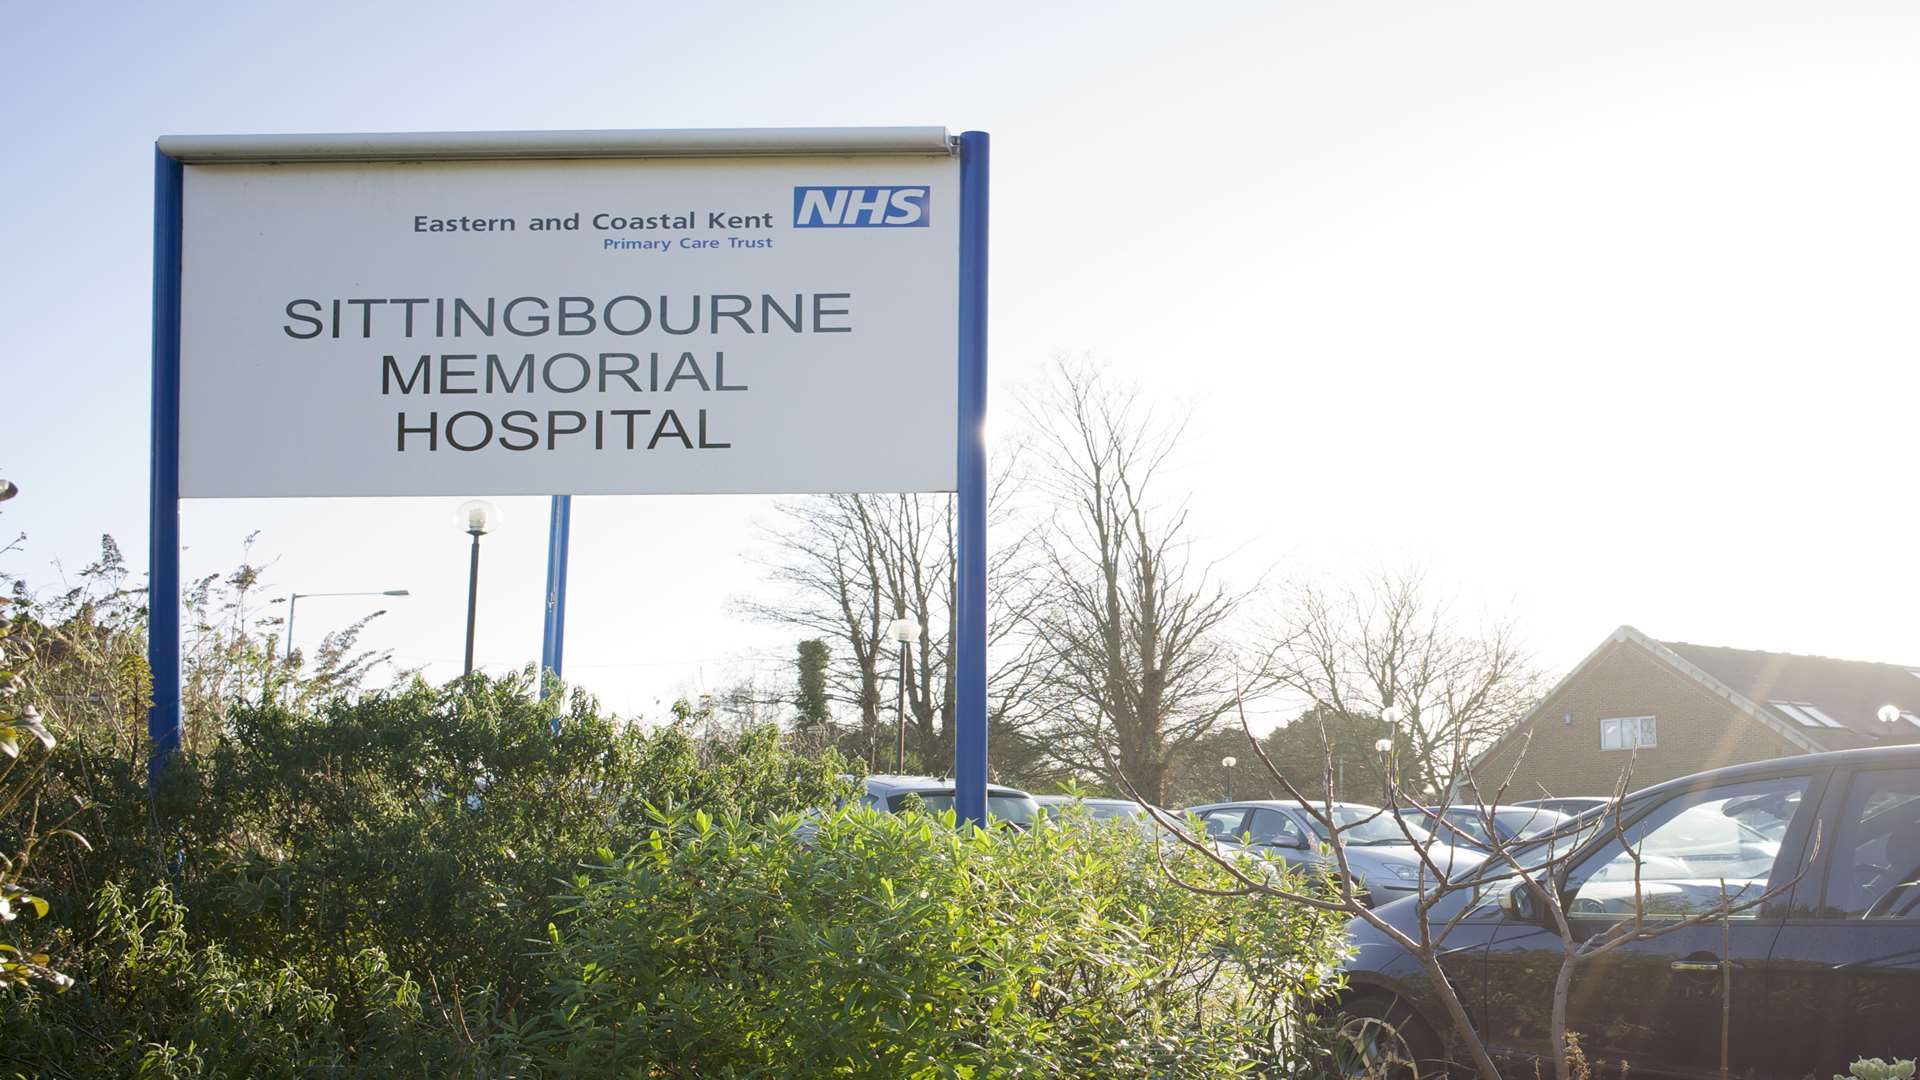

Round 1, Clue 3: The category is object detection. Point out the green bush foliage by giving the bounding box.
[1,537,1354,1075]
[530,806,1348,1078]
[1839,1061,1918,1080]
[42,675,858,1004]
[0,880,529,1078]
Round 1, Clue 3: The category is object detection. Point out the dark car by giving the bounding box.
[1338,745,1920,1079]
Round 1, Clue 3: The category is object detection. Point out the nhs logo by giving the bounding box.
[793,186,931,228]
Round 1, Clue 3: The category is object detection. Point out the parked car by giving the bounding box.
[1513,795,1613,817]
[1034,795,1158,828]
[1337,744,1920,1079]
[1407,804,1572,852]
[854,774,1042,829]
[1179,800,1482,906]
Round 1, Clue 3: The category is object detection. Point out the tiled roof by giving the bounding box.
[1659,641,1920,752]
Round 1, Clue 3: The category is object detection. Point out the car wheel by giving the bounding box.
[1333,992,1446,1080]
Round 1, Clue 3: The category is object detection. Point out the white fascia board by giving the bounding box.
[157,127,955,164]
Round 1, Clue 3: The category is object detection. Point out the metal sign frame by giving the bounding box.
[148,127,991,824]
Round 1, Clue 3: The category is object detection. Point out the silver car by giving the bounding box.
[1179,799,1482,905]
[855,774,1042,829]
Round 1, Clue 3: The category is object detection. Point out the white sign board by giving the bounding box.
[178,154,959,497]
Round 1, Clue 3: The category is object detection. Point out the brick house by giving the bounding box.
[1465,625,1920,801]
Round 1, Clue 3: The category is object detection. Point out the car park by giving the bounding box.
[1179,799,1482,906]
[1337,744,1920,1079]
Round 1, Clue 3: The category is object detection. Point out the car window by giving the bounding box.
[1301,806,1433,845]
[1443,810,1494,846]
[1495,808,1567,840]
[1197,807,1248,840]
[1565,775,1808,919]
[1819,767,1920,919]
[1246,808,1306,846]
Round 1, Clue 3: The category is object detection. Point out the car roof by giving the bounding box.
[1179,799,1383,815]
[1621,744,1920,805]
[1423,804,1571,816]
[863,774,1034,798]
[1034,795,1135,805]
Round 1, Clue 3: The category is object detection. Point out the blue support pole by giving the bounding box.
[148,148,184,785]
[539,494,572,706]
[953,131,990,827]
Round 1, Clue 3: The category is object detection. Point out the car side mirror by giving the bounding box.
[1497,881,1544,923]
[1275,834,1308,850]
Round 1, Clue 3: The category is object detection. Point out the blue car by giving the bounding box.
[1335,745,1920,1079]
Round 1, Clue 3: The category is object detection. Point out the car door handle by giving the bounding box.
[1669,959,1724,973]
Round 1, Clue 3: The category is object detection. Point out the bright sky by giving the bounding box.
[5,1,1918,723]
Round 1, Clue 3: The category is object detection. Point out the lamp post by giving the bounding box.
[457,500,497,677]
[1879,704,1905,740]
[886,616,917,773]
[1379,705,1405,801]
[1374,736,1395,802]
[283,589,411,660]
[1221,755,1238,801]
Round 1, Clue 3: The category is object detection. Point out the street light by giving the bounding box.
[0,479,16,503]
[458,500,497,677]
[283,589,411,660]
[1221,755,1238,801]
[1381,705,1405,728]
[1374,737,1395,802]
[1879,704,1905,738]
[886,616,917,773]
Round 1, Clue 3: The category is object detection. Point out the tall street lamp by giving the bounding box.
[283,589,411,660]
[886,616,917,773]
[1221,755,1238,801]
[1374,736,1395,802]
[1879,704,1905,739]
[458,500,497,677]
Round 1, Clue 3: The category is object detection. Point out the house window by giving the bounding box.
[1771,701,1844,729]
[1600,715,1656,750]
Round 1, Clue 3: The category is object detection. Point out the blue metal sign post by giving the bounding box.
[539,494,572,703]
[148,149,185,783]
[952,131,990,827]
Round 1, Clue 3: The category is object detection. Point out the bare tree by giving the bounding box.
[741,480,1042,771]
[1022,360,1266,805]
[1273,571,1539,801]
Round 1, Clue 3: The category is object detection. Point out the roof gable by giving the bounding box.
[1660,641,1920,749]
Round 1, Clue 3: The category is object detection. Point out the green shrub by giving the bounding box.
[27,674,856,1006]
[1839,1061,1918,1080]
[531,807,1347,1078]
[0,881,530,1078]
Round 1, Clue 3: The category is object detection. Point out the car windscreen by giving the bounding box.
[1495,808,1570,838]
[888,791,1039,826]
[1303,806,1433,846]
